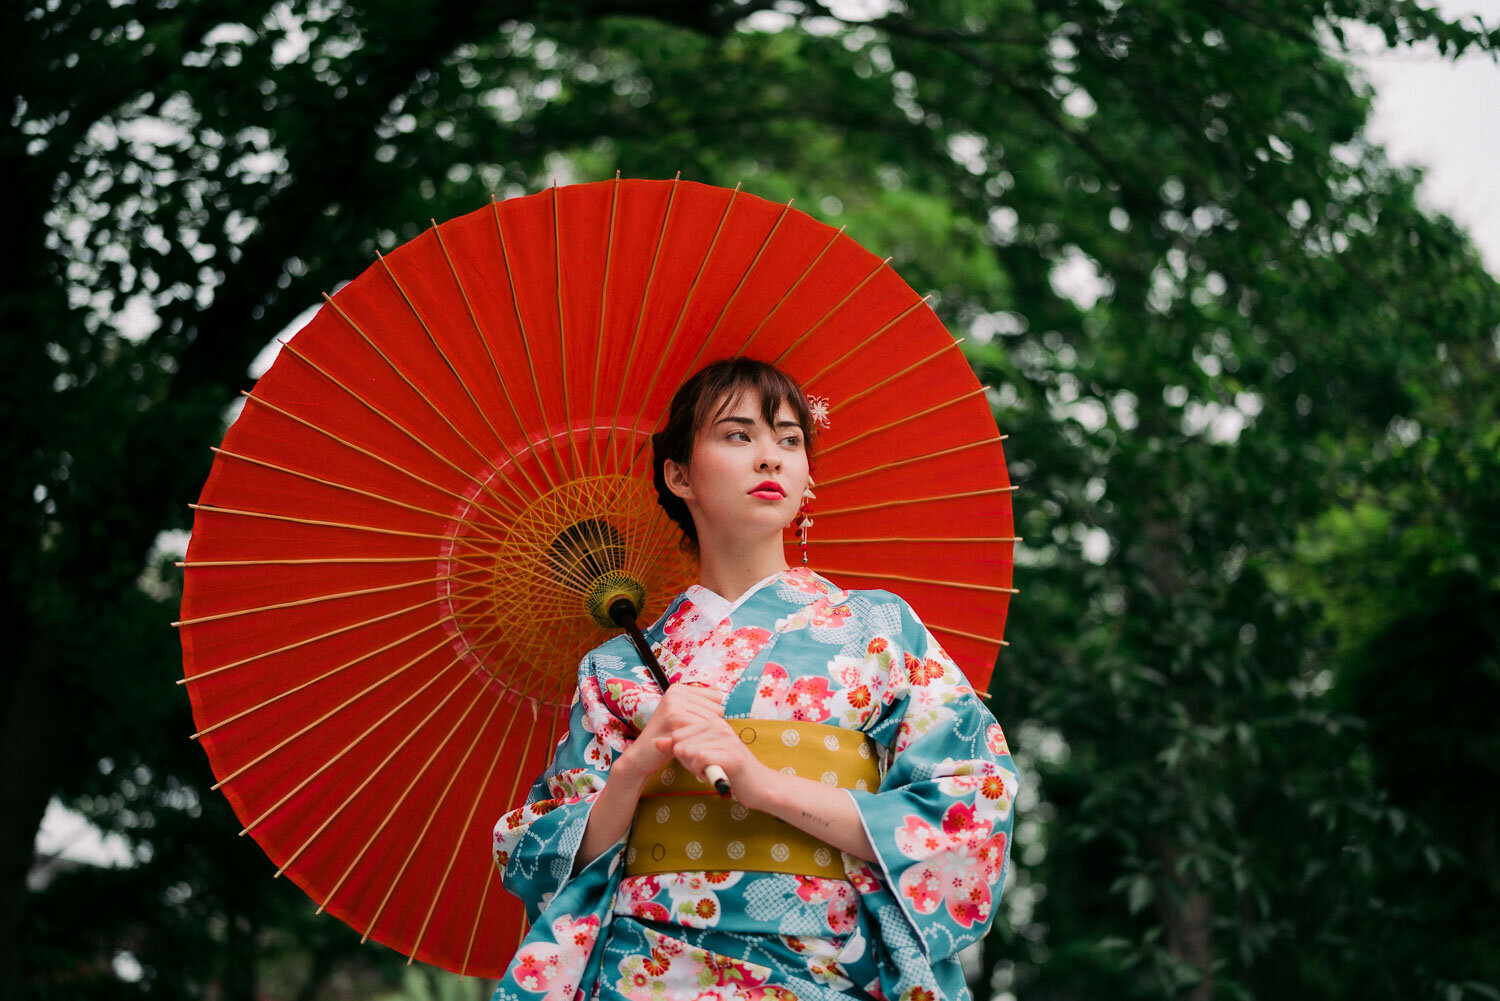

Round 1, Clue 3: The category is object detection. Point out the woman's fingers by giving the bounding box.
[666,717,754,780]
[627,685,734,781]
[641,686,715,723]
[644,686,723,734]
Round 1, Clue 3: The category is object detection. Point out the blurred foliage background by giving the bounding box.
[5,0,1499,998]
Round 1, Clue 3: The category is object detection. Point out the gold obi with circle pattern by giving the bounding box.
[624,719,881,878]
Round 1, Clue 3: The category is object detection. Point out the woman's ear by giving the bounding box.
[663,458,694,501]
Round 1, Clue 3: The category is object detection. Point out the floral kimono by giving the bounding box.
[492,567,1019,1001]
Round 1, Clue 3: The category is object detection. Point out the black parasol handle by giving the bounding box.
[608,597,732,797]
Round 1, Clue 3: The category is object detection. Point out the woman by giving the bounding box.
[492,358,1018,1001]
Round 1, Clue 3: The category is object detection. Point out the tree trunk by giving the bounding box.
[0,629,62,1001]
[1155,836,1216,1001]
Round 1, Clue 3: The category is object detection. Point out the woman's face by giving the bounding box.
[664,390,811,548]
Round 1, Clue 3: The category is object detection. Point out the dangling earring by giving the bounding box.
[797,478,816,566]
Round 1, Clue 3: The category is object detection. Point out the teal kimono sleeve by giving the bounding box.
[493,650,637,913]
[491,653,631,1001]
[845,596,1020,994]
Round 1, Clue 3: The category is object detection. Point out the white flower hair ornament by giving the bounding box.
[806,394,831,430]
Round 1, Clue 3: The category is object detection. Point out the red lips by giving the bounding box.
[749,481,785,497]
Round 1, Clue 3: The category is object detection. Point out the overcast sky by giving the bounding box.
[1351,0,1500,274]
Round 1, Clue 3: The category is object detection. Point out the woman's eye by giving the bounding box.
[782,436,802,447]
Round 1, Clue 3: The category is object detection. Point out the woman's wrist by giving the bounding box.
[729,758,781,813]
[609,744,656,792]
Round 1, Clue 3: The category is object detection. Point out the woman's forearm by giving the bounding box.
[574,754,650,872]
[740,769,877,863]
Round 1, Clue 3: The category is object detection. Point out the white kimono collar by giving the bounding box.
[682,569,786,623]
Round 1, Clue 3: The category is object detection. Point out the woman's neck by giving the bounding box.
[694,534,790,604]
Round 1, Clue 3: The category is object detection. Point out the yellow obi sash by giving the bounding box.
[624,719,881,878]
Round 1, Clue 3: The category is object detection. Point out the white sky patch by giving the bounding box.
[117,293,161,342]
[113,952,145,982]
[154,527,191,559]
[1062,86,1097,120]
[1049,246,1112,309]
[270,2,314,66]
[969,310,1028,343]
[201,23,257,46]
[1068,397,1108,432]
[1183,399,1248,443]
[824,0,893,17]
[1349,0,1500,274]
[744,9,796,32]
[988,206,1020,245]
[249,298,322,378]
[1081,527,1111,563]
[948,132,988,175]
[35,798,134,869]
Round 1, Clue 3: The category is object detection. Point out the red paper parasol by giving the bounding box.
[177,177,1015,976]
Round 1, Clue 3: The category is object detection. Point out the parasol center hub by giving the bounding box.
[585,573,648,630]
[440,472,694,705]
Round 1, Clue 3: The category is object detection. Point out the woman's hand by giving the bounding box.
[661,714,772,803]
[575,683,723,872]
[613,683,725,785]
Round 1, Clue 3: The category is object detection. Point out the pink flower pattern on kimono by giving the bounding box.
[932,760,1017,814]
[825,653,880,727]
[661,597,715,644]
[780,566,836,598]
[782,933,855,990]
[510,913,600,1001]
[750,662,835,722]
[617,874,671,923]
[894,801,1009,928]
[986,722,1010,756]
[775,595,854,634]
[901,649,972,707]
[862,637,901,706]
[578,674,633,754]
[546,766,606,802]
[792,874,859,934]
[661,870,744,928]
[844,861,885,897]
[660,599,773,692]
[602,676,660,732]
[892,703,958,753]
[617,927,783,1001]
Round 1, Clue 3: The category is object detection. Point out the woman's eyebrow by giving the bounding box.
[711,415,800,429]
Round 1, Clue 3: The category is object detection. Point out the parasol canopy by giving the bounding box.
[177,177,1016,975]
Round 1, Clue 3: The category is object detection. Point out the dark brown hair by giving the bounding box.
[652,357,817,552]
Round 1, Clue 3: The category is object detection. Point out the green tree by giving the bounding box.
[6,1,1497,998]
